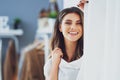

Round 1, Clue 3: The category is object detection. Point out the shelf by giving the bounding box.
[0,29,23,36]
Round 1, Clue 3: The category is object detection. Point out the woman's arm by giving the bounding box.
[47,47,63,80]
[48,61,59,80]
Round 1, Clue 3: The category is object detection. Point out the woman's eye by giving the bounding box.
[77,22,82,25]
[65,22,71,25]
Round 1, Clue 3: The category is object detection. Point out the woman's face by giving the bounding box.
[59,13,83,42]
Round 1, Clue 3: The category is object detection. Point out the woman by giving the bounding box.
[44,7,84,80]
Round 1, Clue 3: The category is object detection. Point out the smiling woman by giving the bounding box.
[44,7,84,80]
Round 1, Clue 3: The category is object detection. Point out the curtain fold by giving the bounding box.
[77,0,120,80]
[103,0,120,79]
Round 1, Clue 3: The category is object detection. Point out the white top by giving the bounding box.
[44,58,82,80]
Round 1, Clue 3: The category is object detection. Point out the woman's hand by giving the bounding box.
[77,0,89,11]
[48,47,63,80]
[51,47,63,66]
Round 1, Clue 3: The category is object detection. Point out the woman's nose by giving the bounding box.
[70,24,76,29]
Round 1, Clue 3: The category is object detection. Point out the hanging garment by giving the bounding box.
[19,43,45,80]
[3,40,18,80]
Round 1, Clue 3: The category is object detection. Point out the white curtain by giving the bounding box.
[77,0,120,80]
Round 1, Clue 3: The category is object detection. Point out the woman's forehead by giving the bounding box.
[62,13,81,21]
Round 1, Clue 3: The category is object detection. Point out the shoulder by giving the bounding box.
[44,58,52,77]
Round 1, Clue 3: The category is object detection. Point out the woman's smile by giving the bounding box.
[68,31,79,36]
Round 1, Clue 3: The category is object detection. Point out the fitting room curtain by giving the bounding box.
[77,0,120,80]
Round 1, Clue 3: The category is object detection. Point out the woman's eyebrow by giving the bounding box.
[64,19,81,22]
[64,19,72,22]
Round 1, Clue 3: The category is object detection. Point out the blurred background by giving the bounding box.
[0,0,64,80]
[0,0,63,60]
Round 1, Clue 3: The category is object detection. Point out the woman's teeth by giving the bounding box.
[69,32,78,35]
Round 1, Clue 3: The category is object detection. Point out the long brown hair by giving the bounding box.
[51,7,84,60]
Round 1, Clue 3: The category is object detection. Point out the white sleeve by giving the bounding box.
[44,58,52,78]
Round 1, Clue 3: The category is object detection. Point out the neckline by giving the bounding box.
[59,58,82,69]
[61,58,81,64]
